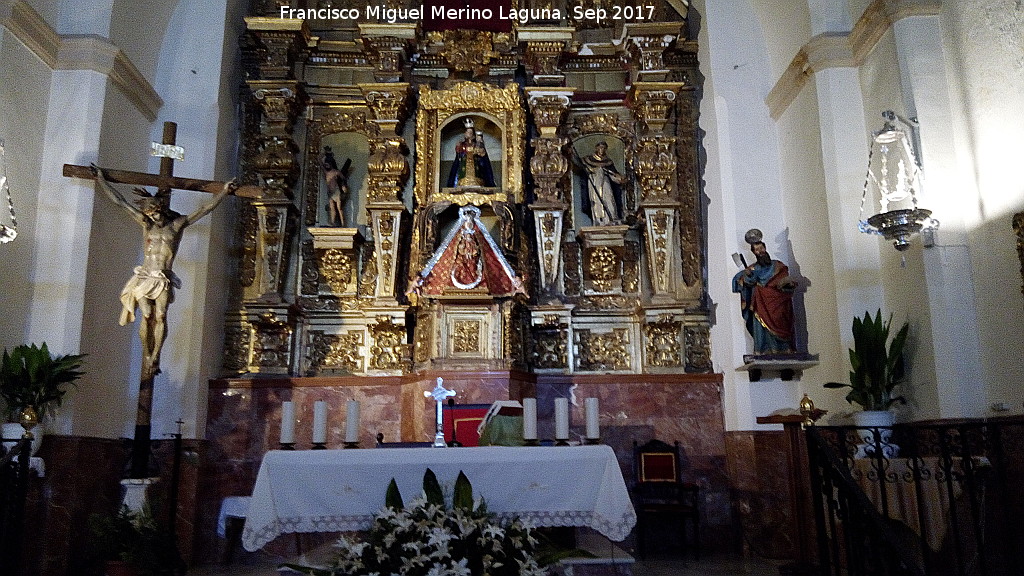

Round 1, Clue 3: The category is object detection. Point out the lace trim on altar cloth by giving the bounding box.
[243,509,637,551]
[243,515,374,550]
[495,509,637,542]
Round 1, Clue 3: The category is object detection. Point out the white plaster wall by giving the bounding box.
[0,26,52,351]
[74,84,151,439]
[0,0,242,439]
[941,1,1024,417]
[697,0,825,430]
[109,0,179,84]
[144,0,241,440]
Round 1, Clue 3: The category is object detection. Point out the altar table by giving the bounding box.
[241,445,637,551]
[851,456,989,550]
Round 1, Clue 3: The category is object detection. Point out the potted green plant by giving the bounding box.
[88,505,184,576]
[0,342,85,454]
[824,309,909,455]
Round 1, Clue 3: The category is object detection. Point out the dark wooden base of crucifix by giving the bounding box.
[128,369,158,479]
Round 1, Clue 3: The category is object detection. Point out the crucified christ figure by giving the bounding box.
[92,164,235,377]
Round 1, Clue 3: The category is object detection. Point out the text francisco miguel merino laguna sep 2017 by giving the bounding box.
[280,4,657,26]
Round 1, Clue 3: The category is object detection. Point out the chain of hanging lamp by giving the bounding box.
[0,139,18,244]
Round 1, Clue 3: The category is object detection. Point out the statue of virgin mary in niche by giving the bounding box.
[446,117,495,188]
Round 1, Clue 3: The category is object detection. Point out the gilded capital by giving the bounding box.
[360,83,411,133]
[248,80,305,136]
[526,88,574,137]
[630,83,683,134]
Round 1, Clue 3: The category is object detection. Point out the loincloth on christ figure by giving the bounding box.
[119,266,181,325]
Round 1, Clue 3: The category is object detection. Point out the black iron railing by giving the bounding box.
[0,434,32,576]
[807,420,1024,576]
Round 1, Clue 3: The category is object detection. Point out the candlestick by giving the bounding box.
[345,400,360,444]
[312,400,327,448]
[585,397,600,440]
[522,397,538,441]
[554,397,569,443]
[279,401,295,447]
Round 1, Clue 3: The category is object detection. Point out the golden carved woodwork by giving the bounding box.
[623,241,641,294]
[251,312,293,370]
[222,324,251,374]
[243,24,309,80]
[567,113,635,140]
[530,137,568,202]
[452,320,481,354]
[363,38,407,82]
[532,328,568,369]
[370,209,403,298]
[309,331,364,373]
[314,111,382,139]
[366,138,409,203]
[636,136,677,201]
[575,295,641,312]
[534,210,564,290]
[645,317,683,367]
[643,207,676,295]
[252,204,292,299]
[319,248,355,294]
[675,92,704,290]
[414,82,525,206]
[685,324,713,372]
[576,328,631,371]
[227,13,713,377]
[360,83,411,129]
[563,241,582,296]
[441,30,498,72]
[368,316,407,370]
[239,203,259,288]
[249,82,304,136]
[414,309,433,363]
[527,93,572,136]
[358,244,378,298]
[585,246,621,293]
[251,136,299,178]
[627,35,673,73]
[631,83,683,134]
[525,41,566,79]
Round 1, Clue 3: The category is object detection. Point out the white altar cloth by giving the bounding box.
[241,445,636,551]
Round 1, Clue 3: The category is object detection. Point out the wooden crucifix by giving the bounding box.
[64,121,258,478]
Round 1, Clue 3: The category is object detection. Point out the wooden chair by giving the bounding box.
[631,439,700,559]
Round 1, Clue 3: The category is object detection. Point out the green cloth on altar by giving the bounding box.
[477,415,523,446]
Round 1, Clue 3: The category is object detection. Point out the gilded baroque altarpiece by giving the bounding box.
[222,0,712,378]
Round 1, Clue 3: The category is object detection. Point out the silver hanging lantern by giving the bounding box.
[858,110,938,251]
[0,139,18,244]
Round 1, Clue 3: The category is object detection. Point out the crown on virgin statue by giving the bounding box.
[463,117,475,129]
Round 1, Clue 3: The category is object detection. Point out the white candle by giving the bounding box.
[522,398,538,440]
[345,400,360,443]
[554,397,569,440]
[312,400,328,444]
[280,401,295,445]
[585,397,600,439]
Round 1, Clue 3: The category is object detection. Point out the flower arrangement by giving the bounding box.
[283,469,551,576]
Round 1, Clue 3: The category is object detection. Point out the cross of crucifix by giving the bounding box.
[424,377,456,447]
[63,122,260,198]
[63,121,259,478]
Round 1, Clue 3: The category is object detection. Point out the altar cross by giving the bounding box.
[63,121,257,478]
[424,377,456,447]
